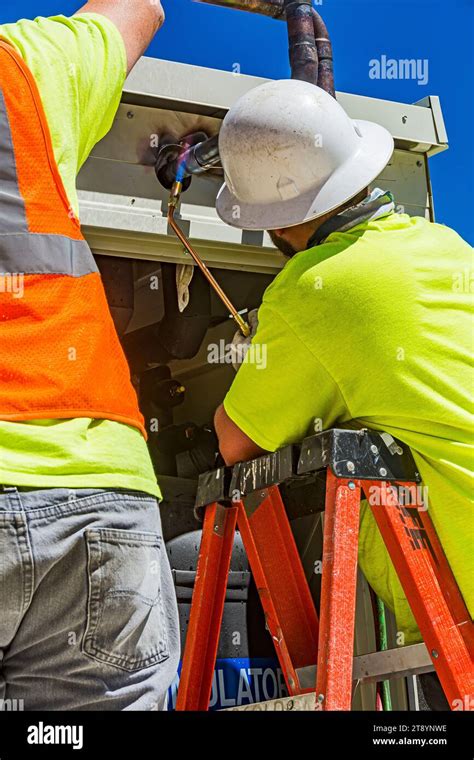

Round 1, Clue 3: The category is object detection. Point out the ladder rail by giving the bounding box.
[361,480,474,707]
[176,429,474,711]
[176,501,237,711]
[315,473,361,710]
[236,485,319,693]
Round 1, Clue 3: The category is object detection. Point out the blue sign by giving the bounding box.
[168,658,288,710]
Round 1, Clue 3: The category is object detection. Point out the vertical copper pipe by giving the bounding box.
[283,0,318,85]
[312,9,335,98]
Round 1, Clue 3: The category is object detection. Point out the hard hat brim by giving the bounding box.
[216,119,394,231]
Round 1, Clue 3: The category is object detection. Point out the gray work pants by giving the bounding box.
[0,486,180,710]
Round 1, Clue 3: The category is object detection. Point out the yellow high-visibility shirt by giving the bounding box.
[225,212,473,642]
[0,14,160,498]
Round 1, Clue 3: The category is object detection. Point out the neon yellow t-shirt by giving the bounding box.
[224,212,474,643]
[0,14,161,498]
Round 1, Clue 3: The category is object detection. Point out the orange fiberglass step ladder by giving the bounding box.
[175,428,474,711]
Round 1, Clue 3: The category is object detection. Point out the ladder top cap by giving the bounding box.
[195,428,421,508]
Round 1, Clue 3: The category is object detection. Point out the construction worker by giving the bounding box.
[0,2,179,710]
[214,79,473,710]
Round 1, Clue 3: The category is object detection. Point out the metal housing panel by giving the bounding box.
[78,57,445,274]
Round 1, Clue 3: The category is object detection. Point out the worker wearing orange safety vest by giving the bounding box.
[0,2,179,710]
[0,40,145,434]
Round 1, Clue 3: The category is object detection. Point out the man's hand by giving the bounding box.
[75,0,165,74]
[230,308,259,372]
[214,404,266,466]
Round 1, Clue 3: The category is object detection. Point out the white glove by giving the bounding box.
[230,308,259,372]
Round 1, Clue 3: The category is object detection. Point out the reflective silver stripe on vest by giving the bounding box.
[0,89,28,233]
[0,233,98,276]
[0,86,97,276]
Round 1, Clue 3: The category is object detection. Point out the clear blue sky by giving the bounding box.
[1,0,472,243]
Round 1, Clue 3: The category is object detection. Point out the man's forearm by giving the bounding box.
[214,403,266,466]
[75,0,165,73]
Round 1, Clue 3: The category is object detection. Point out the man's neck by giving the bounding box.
[303,188,371,250]
[305,188,395,249]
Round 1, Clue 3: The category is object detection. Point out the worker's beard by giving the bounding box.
[268,230,298,259]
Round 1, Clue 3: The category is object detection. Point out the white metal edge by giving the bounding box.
[123,56,447,151]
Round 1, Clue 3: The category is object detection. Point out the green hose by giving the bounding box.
[377,595,393,711]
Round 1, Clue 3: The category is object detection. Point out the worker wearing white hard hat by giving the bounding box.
[214,79,473,712]
[216,79,394,232]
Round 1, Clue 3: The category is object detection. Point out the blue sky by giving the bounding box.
[1,0,473,243]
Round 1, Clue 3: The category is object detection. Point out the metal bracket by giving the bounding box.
[298,428,421,482]
[241,488,269,518]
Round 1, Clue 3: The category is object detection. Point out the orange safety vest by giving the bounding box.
[0,40,146,438]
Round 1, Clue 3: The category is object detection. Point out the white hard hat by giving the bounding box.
[216,79,394,231]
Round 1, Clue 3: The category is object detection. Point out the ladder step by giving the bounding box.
[224,693,317,711]
[224,644,434,712]
[297,642,434,689]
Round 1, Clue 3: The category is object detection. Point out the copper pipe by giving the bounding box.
[168,181,251,337]
[312,9,335,98]
[195,0,285,18]
[284,0,318,85]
